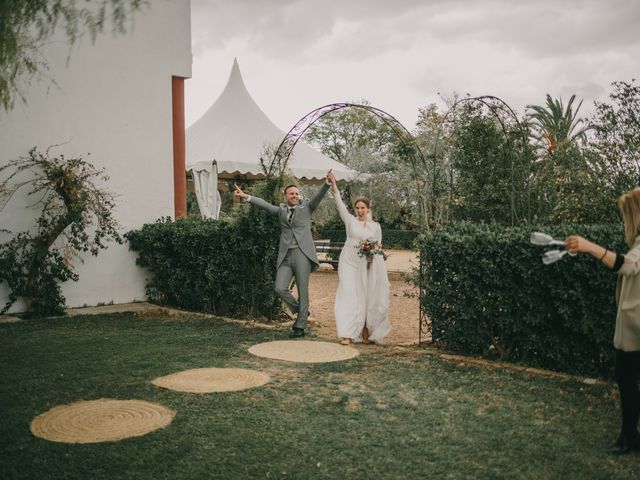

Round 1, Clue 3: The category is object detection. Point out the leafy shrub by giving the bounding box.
[419,222,625,377]
[126,185,283,320]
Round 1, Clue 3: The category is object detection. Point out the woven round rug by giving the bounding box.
[248,340,359,363]
[30,399,175,444]
[152,367,270,393]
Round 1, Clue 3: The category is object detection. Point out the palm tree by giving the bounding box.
[527,94,589,155]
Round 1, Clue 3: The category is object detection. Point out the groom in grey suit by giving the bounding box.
[233,170,332,338]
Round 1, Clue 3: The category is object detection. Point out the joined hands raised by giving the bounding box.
[234,169,334,201]
[327,169,337,188]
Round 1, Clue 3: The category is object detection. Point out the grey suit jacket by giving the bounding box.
[248,183,331,270]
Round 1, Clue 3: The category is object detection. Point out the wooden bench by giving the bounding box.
[314,240,343,270]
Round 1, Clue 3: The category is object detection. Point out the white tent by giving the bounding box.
[186,59,357,218]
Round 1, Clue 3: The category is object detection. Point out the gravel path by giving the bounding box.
[308,249,422,345]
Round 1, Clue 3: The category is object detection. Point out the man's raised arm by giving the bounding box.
[233,183,279,215]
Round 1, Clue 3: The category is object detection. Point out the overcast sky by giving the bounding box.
[185,0,640,132]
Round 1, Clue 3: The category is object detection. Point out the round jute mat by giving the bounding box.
[152,367,270,393]
[248,340,359,363]
[30,399,175,444]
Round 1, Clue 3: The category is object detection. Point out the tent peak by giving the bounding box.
[186,59,358,183]
[226,57,245,91]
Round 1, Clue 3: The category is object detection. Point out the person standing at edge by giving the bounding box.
[565,187,640,455]
[233,170,333,338]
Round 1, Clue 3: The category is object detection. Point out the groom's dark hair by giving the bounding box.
[284,184,299,194]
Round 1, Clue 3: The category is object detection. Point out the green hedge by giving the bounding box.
[419,223,626,377]
[317,228,418,249]
[125,213,282,319]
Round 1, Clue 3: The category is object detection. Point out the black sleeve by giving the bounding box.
[613,253,625,272]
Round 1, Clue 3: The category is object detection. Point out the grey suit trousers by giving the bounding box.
[275,247,312,329]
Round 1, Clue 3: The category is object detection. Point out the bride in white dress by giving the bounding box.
[328,173,390,345]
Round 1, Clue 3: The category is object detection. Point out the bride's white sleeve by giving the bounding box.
[376,223,383,243]
[333,189,351,224]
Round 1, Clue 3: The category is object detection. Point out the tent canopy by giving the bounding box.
[186,59,357,184]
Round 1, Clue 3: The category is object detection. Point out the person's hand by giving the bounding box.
[564,235,594,254]
[233,183,248,200]
[326,169,334,184]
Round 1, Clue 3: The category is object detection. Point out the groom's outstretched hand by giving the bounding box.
[233,183,248,200]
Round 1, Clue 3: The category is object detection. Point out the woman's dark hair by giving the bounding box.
[353,197,370,209]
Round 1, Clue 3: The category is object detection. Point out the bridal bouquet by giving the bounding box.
[356,239,388,261]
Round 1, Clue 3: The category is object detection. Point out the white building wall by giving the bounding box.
[0,0,192,312]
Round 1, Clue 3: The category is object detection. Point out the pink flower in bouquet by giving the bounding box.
[356,238,388,260]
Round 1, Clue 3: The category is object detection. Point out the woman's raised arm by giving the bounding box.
[329,174,351,224]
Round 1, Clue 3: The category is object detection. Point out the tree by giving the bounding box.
[526,94,589,155]
[524,86,640,224]
[413,103,454,228]
[424,97,534,226]
[588,79,640,194]
[304,100,397,166]
[305,101,429,230]
[0,147,122,316]
[449,111,517,224]
[529,144,615,224]
[525,94,615,223]
[0,0,146,112]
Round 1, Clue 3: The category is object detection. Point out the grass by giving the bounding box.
[0,312,638,480]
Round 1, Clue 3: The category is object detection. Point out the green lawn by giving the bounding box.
[0,312,638,479]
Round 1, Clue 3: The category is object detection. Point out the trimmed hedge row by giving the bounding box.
[317,228,418,249]
[418,223,626,377]
[125,213,282,319]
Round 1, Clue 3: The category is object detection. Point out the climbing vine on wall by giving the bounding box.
[0,147,122,316]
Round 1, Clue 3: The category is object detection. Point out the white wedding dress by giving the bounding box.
[333,191,390,343]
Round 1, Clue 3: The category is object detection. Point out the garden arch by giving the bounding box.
[271,103,431,227]
[419,96,531,342]
[431,95,531,227]
[270,99,530,344]
[270,103,433,344]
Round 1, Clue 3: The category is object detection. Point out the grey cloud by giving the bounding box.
[190,0,467,60]
[559,82,605,104]
[192,0,639,68]
[189,0,638,125]
[421,0,640,59]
